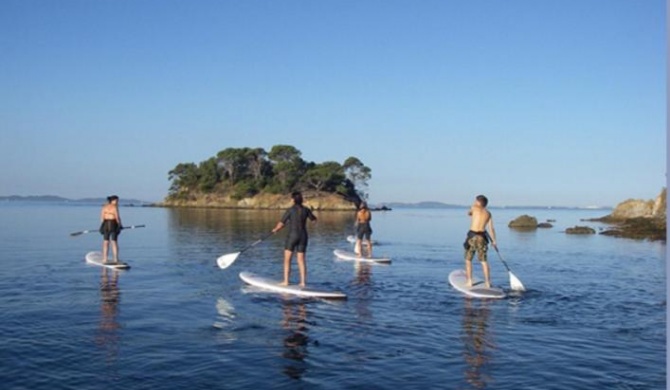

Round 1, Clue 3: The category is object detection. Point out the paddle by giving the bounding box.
[493,246,526,292]
[217,231,274,269]
[70,224,146,237]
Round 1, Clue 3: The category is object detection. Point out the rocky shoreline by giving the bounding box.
[506,188,666,241]
[585,188,666,241]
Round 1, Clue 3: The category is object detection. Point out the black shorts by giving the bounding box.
[285,233,308,253]
[356,223,372,241]
[100,220,121,241]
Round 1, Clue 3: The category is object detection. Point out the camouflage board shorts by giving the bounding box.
[464,234,488,263]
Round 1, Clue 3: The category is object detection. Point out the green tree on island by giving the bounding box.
[167,144,371,205]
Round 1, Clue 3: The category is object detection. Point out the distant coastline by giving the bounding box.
[379,201,612,211]
[1,195,612,211]
[0,195,151,206]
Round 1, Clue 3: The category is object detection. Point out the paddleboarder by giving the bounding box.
[272,191,317,287]
[100,195,122,264]
[354,201,373,257]
[463,195,497,288]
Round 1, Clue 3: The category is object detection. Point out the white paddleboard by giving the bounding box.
[448,269,505,299]
[85,251,130,270]
[239,271,346,299]
[333,249,391,264]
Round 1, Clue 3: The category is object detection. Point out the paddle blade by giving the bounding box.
[509,272,526,292]
[217,252,240,269]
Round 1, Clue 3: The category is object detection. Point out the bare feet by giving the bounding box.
[279,281,289,286]
[299,282,306,288]
[466,278,473,287]
[485,282,491,288]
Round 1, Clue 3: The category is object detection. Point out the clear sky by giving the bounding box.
[1,0,665,207]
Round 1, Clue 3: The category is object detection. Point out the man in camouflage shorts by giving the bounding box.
[463,195,497,288]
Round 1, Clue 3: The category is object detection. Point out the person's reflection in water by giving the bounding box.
[353,262,373,322]
[461,298,495,389]
[96,268,122,367]
[281,301,310,380]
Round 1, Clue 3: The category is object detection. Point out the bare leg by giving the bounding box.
[281,250,292,286]
[102,240,110,263]
[482,261,491,288]
[366,239,373,257]
[296,252,307,287]
[354,239,362,256]
[111,240,119,263]
[465,259,473,287]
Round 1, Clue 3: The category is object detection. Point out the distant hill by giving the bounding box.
[0,195,150,206]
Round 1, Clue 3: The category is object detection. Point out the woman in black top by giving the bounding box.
[272,191,317,287]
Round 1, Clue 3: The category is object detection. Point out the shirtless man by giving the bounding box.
[271,191,317,287]
[100,195,122,263]
[464,195,497,288]
[354,201,373,258]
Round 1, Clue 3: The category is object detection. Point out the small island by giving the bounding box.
[158,144,371,210]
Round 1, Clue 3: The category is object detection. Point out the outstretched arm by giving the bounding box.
[272,221,285,233]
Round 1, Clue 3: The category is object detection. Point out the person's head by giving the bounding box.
[360,201,368,210]
[476,195,488,208]
[107,195,119,204]
[291,191,303,205]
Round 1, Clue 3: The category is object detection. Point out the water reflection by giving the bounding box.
[352,262,373,323]
[96,268,121,367]
[166,208,355,246]
[461,299,495,389]
[281,301,310,380]
[213,297,238,343]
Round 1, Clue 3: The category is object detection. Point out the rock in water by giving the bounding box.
[508,215,538,229]
[610,199,655,220]
[566,226,596,235]
[537,222,553,228]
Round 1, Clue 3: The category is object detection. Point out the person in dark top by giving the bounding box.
[272,191,317,287]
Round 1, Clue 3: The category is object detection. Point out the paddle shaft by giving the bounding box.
[70,224,146,237]
[493,247,512,272]
[483,231,510,271]
[237,232,274,254]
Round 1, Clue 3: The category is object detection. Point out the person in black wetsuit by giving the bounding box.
[272,191,317,287]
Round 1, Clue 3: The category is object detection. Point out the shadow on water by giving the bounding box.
[96,268,122,378]
[461,298,496,390]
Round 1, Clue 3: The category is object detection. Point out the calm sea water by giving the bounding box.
[0,203,665,389]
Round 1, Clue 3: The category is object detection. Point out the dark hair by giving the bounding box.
[476,195,488,207]
[107,195,119,203]
[291,191,303,205]
[360,201,368,209]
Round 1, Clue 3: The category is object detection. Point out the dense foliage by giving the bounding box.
[168,145,371,203]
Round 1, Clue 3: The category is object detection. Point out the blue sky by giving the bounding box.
[1,1,665,206]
